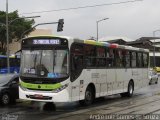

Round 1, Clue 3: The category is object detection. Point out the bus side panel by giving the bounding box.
[137,68,143,89]
[71,69,97,101]
[96,69,107,96]
[88,69,100,98]
[142,68,149,87]
[106,69,116,95]
[132,68,138,90]
[123,68,132,92]
[71,83,80,101]
[115,69,130,94]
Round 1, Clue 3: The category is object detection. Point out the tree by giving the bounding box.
[0,10,35,54]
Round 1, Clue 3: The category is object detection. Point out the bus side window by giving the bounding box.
[96,47,106,67]
[142,53,148,67]
[0,58,7,68]
[9,58,14,67]
[72,55,83,70]
[137,52,142,68]
[115,50,123,67]
[131,52,137,68]
[84,45,96,67]
[122,50,126,67]
[107,49,115,67]
[70,43,84,81]
[125,51,131,68]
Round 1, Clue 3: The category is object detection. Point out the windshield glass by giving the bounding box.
[20,49,69,78]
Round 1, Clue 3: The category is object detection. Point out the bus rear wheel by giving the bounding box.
[120,81,134,97]
[79,86,94,106]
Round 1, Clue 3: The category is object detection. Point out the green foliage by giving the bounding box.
[0,10,35,54]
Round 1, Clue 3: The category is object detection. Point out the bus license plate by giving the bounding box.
[34,94,43,98]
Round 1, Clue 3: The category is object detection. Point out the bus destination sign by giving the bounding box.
[33,39,60,45]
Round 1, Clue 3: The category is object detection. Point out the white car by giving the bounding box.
[149,70,158,85]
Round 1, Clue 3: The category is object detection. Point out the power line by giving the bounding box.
[21,0,143,15]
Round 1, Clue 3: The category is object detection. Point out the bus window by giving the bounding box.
[122,50,127,67]
[137,53,142,68]
[115,50,123,67]
[131,52,137,67]
[71,43,84,81]
[125,51,131,68]
[143,53,148,67]
[10,58,15,67]
[107,49,115,67]
[84,45,96,67]
[96,47,106,67]
[0,58,7,68]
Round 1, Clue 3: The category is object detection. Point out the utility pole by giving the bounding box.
[6,0,10,73]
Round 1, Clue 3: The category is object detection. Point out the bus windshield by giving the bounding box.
[21,49,69,78]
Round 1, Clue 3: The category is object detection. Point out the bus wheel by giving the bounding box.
[1,93,10,105]
[79,86,94,106]
[155,78,158,84]
[126,81,134,97]
[120,81,134,97]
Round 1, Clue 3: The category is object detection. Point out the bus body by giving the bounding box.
[19,35,149,104]
[0,55,20,74]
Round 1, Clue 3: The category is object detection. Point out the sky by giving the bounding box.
[0,0,160,40]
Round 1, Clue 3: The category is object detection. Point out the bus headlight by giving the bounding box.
[20,84,27,91]
[52,84,68,93]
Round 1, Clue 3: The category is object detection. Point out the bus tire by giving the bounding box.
[126,81,134,97]
[0,93,10,105]
[120,81,134,97]
[79,86,94,106]
[155,78,158,84]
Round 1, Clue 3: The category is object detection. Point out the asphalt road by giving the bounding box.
[1,81,160,120]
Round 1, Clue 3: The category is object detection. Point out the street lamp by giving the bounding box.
[153,30,160,68]
[96,17,109,41]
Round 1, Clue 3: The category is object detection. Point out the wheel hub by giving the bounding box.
[129,85,133,94]
[86,91,92,101]
[2,94,9,104]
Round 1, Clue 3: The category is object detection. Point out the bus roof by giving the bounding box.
[22,35,149,53]
[83,40,149,52]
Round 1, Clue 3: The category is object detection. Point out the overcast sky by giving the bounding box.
[0,0,160,40]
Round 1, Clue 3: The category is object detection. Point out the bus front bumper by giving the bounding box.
[19,87,70,102]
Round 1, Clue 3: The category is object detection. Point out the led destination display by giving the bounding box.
[22,37,68,48]
[33,39,60,45]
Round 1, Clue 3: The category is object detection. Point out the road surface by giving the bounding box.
[1,82,160,120]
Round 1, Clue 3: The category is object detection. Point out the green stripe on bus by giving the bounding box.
[20,81,62,90]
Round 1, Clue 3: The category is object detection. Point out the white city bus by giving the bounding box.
[19,35,149,105]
